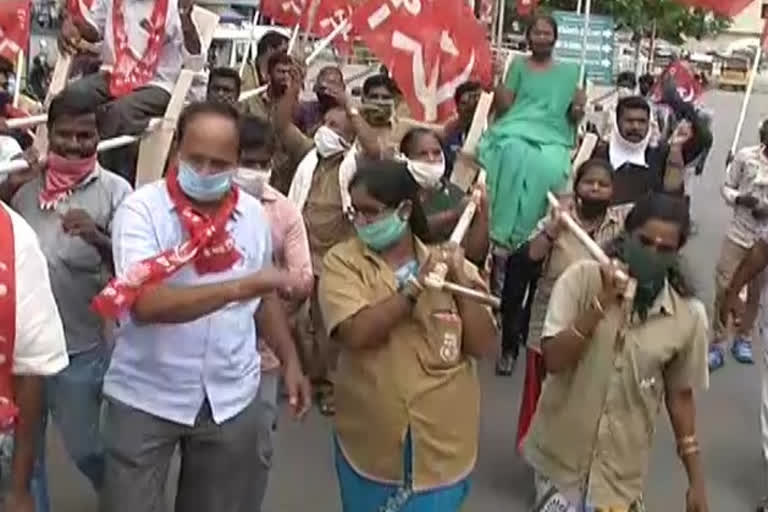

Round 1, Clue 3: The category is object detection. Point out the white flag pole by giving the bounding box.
[496,0,506,48]
[728,42,763,165]
[576,0,583,15]
[13,51,23,108]
[578,0,592,85]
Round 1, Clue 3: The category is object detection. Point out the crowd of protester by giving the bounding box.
[1,3,768,512]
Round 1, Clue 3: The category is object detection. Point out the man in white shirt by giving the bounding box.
[710,119,768,371]
[0,203,69,512]
[57,0,202,182]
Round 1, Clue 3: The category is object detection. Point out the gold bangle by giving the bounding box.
[570,325,587,340]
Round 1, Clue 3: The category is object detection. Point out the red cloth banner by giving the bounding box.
[350,0,492,122]
[67,0,95,22]
[516,0,538,16]
[303,0,356,54]
[0,0,30,64]
[652,59,702,103]
[261,0,307,27]
[671,0,752,17]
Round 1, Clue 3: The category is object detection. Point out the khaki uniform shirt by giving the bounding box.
[302,153,354,271]
[241,62,269,119]
[523,260,709,509]
[526,205,631,352]
[319,237,493,491]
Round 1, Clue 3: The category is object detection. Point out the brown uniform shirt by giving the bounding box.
[302,153,354,271]
[523,260,709,508]
[526,204,631,352]
[319,237,494,491]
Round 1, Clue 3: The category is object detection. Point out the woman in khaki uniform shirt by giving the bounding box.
[318,160,497,512]
[524,193,709,512]
[515,159,631,450]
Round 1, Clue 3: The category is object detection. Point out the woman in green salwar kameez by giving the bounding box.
[479,13,585,374]
[479,14,585,249]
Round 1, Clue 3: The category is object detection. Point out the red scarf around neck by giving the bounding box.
[109,0,169,98]
[39,152,98,210]
[0,205,19,431]
[91,168,241,319]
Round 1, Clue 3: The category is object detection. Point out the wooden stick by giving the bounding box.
[578,0,593,86]
[450,91,494,192]
[13,51,23,108]
[134,6,219,187]
[33,52,73,155]
[546,191,636,300]
[7,114,48,130]
[305,19,349,64]
[727,42,762,165]
[424,171,501,309]
[0,119,162,175]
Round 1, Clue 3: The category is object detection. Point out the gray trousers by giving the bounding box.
[100,396,266,512]
[65,72,170,183]
[253,371,279,511]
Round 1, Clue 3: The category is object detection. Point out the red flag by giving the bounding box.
[516,0,538,16]
[671,0,752,17]
[651,59,702,103]
[303,0,356,54]
[0,0,30,64]
[67,0,95,22]
[350,0,491,122]
[261,0,307,26]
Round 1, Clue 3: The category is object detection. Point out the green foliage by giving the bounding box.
[510,0,731,42]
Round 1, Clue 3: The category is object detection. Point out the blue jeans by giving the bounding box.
[31,345,108,511]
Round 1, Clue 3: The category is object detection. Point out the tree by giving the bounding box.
[510,0,731,42]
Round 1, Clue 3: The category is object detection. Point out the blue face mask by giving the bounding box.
[394,259,419,289]
[356,210,408,251]
[177,160,234,202]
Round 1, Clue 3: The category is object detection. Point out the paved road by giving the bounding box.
[49,90,768,511]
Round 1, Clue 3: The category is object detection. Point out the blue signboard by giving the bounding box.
[553,10,615,86]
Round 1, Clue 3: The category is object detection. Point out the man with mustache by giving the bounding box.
[591,95,710,205]
[295,66,345,136]
[240,30,289,118]
[9,88,132,511]
[206,67,241,106]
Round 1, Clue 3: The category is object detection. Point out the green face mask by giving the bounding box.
[356,210,408,251]
[621,235,677,319]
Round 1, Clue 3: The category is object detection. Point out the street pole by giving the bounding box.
[578,0,592,85]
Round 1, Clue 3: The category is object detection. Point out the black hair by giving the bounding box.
[399,127,439,157]
[616,95,651,120]
[638,74,655,96]
[316,65,343,83]
[257,31,289,59]
[177,101,241,152]
[525,13,558,41]
[209,67,242,94]
[606,193,694,297]
[363,74,396,97]
[47,88,97,128]
[239,115,275,154]
[267,52,293,75]
[616,71,637,88]
[349,159,432,243]
[453,81,482,106]
[572,158,614,192]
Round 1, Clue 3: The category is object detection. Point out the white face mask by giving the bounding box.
[314,125,349,158]
[233,167,272,198]
[406,157,445,189]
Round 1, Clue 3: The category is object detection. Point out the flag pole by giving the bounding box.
[13,50,23,108]
[576,0,583,15]
[578,0,592,85]
[727,40,763,165]
[496,0,506,47]
[239,9,260,77]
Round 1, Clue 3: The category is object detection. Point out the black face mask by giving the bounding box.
[577,196,610,220]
